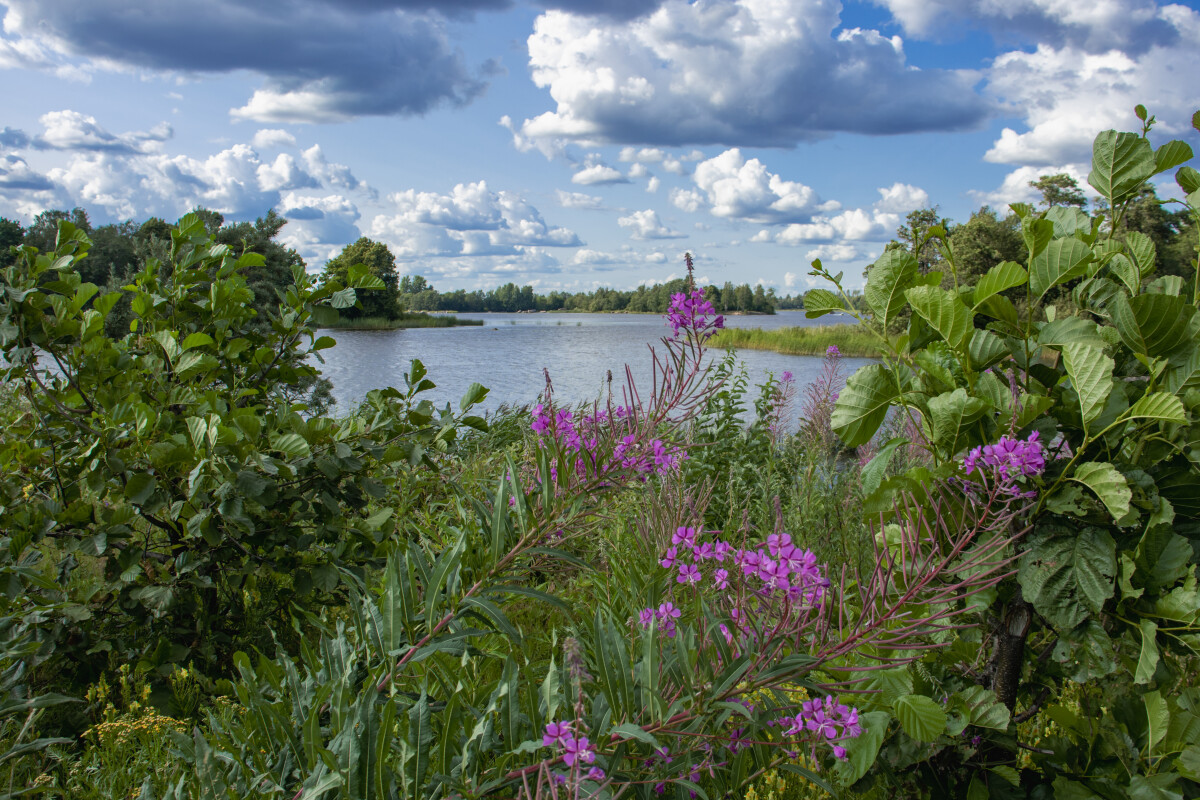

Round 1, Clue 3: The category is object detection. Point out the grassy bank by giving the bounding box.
[320,313,484,330]
[709,323,885,357]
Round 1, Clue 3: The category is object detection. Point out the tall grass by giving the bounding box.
[709,323,884,357]
[320,313,484,330]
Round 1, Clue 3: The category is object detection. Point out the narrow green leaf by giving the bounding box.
[1135,619,1160,684]
[1145,690,1169,752]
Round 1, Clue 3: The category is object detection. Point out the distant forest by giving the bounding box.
[0,207,784,318]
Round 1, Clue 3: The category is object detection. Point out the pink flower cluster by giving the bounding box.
[639,529,829,648]
[531,403,685,480]
[666,288,724,340]
[543,721,605,781]
[776,695,862,760]
[963,431,1045,481]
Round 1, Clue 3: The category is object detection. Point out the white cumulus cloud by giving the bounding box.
[874,182,930,213]
[690,148,834,224]
[571,164,630,185]
[618,209,686,240]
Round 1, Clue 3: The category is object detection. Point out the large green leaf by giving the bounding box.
[905,285,973,351]
[957,686,1011,731]
[1107,253,1140,294]
[1030,237,1093,299]
[1167,347,1200,394]
[1111,293,1194,357]
[894,695,946,743]
[1037,317,1107,349]
[860,437,906,498]
[831,364,900,447]
[803,288,846,318]
[1154,139,1194,175]
[833,711,890,787]
[927,388,988,455]
[1018,525,1117,630]
[1088,130,1155,202]
[1044,206,1093,238]
[972,261,1027,307]
[1124,231,1158,281]
[1061,343,1114,432]
[1124,392,1186,425]
[1070,461,1132,521]
[864,249,919,329]
[968,328,1008,371]
[1178,165,1200,195]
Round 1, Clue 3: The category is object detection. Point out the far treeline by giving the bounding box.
[0,208,778,324]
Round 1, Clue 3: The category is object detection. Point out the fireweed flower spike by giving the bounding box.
[963,431,1045,480]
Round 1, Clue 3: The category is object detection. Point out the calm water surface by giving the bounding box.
[317,311,871,424]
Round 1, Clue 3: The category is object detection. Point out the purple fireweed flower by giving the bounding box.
[562,736,595,767]
[586,767,606,781]
[767,532,792,557]
[782,370,793,382]
[658,602,682,620]
[826,345,841,357]
[678,562,702,584]
[777,695,862,760]
[660,546,679,569]
[713,568,729,590]
[665,288,723,339]
[672,526,697,548]
[693,542,714,560]
[638,608,656,629]
[713,541,734,562]
[964,431,1045,481]
[544,721,573,747]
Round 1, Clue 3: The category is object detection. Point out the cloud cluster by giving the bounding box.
[516,0,990,147]
[617,209,685,240]
[686,149,836,223]
[876,0,1179,54]
[369,181,581,263]
[0,0,492,123]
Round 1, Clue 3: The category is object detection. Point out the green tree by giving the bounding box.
[946,206,1026,287]
[0,217,23,268]
[321,237,400,319]
[1030,172,1088,208]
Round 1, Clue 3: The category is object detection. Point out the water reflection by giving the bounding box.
[316,311,873,426]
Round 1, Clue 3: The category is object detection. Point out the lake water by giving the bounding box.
[317,311,873,422]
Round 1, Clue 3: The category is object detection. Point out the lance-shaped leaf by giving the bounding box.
[1018,525,1117,630]
[1070,461,1132,522]
[831,364,900,447]
[1124,392,1186,425]
[927,388,988,455]
[972,261,1027,307]
[905,285,972,351]
[1111,293,1194,357]
[803,288,846,318]
[864,248,919,328]
[1135,619,1160,685]
[1061,343,1114,432]
[1030,238,1093,299]
[1088,130,1155,202]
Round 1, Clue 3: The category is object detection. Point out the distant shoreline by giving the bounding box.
[708,323,885,357]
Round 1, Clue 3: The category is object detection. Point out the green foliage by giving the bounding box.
[321,237,400,320]
[0,214,487,684]
[807,107,1200,797]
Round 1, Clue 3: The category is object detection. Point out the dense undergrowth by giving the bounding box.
[0,109,1197,800]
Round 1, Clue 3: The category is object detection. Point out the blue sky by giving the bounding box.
[1,0,1198,293]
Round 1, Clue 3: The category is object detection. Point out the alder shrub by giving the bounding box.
[806,107,1200,797]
